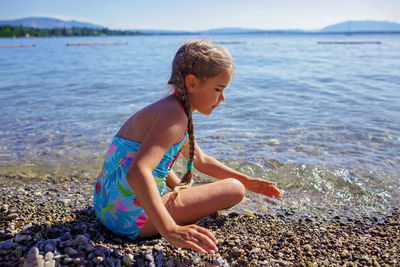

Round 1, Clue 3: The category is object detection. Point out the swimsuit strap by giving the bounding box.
[172,91,185,112]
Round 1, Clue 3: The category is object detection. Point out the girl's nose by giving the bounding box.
[219,91,225,102]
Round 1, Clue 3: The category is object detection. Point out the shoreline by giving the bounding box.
[0,174,399,266]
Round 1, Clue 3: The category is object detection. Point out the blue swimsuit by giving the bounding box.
[93,133,187,239]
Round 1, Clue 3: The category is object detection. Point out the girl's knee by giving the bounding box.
[223,178,246,203]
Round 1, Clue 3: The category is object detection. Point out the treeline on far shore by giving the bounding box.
[0,26,142,38]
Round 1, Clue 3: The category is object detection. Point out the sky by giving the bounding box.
[1,0,399,31]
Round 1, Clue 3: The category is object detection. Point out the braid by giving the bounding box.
[167,39,234,204]
[169,75,195,204]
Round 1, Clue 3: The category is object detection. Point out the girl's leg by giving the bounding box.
[138,178,245,238]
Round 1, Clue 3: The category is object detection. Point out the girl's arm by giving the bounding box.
[166,170,180,189]
[126,112,217,254]
[181,141,282,199]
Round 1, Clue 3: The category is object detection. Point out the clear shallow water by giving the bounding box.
[1,34,399,215]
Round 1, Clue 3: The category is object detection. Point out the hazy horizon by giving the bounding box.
[1,0,400,31]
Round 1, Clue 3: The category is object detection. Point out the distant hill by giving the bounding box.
[320,20,400,33]
[1,17,400,34]
[0,17,104,29]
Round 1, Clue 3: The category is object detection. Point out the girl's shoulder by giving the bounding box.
[152,95,188,126]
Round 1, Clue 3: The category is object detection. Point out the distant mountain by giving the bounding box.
[0,17,104,29]
[199,27,263,34]
[1,17,400,34]
[320,20,400,33]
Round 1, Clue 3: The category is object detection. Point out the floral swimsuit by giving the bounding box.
[93,97,187,239]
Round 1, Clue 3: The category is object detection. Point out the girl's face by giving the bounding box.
[188,71,232,115]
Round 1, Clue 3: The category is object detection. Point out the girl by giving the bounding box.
[93,39,282,255]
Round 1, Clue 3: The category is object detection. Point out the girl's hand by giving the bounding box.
[163,224,218,255]
[245,178,282,199]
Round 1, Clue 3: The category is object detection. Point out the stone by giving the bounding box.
[44,252,56,267]
[231,246,242,258]
[44,242,56,253]
[94,245,111,256]
[26,246,40,261]
[63,247,78,256]
[15,234,32,243]
[24,246,44,267]
[58,199,70,205]
[303,244,312,252]
[93,256,104,264]
[60,232,71,241]
[122,254,134,266]
[145,253,154,262]
[6,213,18,220]
[3,239,14,250]
[15,246,23,258]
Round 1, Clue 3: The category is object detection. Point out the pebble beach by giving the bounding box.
[1,173,399,266]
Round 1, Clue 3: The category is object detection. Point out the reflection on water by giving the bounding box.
[1,34,399,215]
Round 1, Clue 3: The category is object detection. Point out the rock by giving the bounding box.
[303,244,312,252]
[6,213,18,220]
[44,252,54,261]
[122,254,134,266]
[145,253,154,262]
[15,234,32,243]
[58,199,70,205]
[2,239,14,250]
[63,247,78,256]
[63,257,74,264]
[24,246,44,267]
[93,256,104,264]
[15,246,23,258]
[1,204,9,212]
[44,242,56,253]
[94,245,111,257]
[26,246,39,261]
[60,232,71,242]
[44,252,55,267]
[231,246,242,258]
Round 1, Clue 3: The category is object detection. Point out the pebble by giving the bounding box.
[14,234,32,243]
[6,213,18,220]
[92,256,104,264]
[122,254,134,266]
[145,253,154,262]
[63,247,78,256]
[2,174,400,266]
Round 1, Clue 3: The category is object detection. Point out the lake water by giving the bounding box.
[1,34,399,216]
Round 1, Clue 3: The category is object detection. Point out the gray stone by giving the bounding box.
[60,232,71,241]
[3,239,14,250]
[94,245,111,256]
[63,257,74,264]
[44,252,54,261]
[63,247,78,256]
[24,247,44,267]
[58,199,70,205]
[93,256,104,264]
[122,254,133,266]
[26,246,39,261]
[15,234,32,243]
[15,246,23,258]
[145,253,154,262]
[44,242,56,253]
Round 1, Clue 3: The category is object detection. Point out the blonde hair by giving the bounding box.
[167,39,234,203]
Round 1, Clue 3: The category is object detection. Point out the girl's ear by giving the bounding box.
[185,74,199,93]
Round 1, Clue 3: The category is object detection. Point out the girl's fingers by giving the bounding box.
[187,233,217,254]
[185,240,207,254]
[190,227,218,253]
[194,225,218,245]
